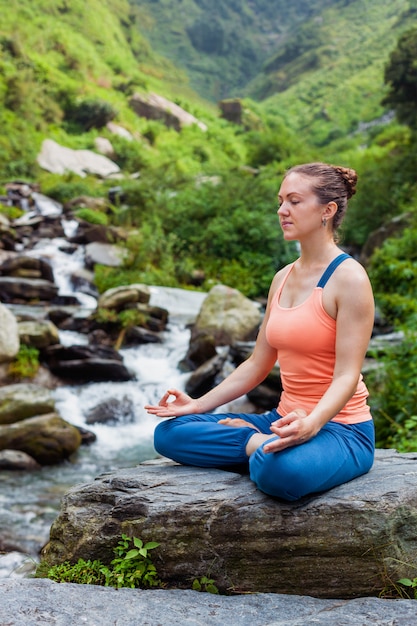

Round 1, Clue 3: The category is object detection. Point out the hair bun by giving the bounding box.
[334,166,358,199]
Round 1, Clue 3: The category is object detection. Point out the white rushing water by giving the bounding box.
[0,200,207,578]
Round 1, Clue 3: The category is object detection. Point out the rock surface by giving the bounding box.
[194,284,261,346]
[37,139,121,178]
[0,413,82,465]
[1,579,417,626]
[42,450,417,599]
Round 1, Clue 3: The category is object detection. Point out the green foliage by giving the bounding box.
[107,534,161,589]
[383,26,417,128]
[7,345,40,379]
[192,575,219,594]
[74,207,108,225]
[366,331,417,451]
[397,576,417,599]
[368,227,417,326]
[45,534,161,589]
[46,559,108,586]
[39,176,104,203]
[63,98,117,132]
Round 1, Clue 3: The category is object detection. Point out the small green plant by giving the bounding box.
[47,559,108,586]
[107,534,161,589]
[192,575,219,594]
[8,344,40,379]
[75,207,108,226]
[44,535,161,589]
[397,577,417,599]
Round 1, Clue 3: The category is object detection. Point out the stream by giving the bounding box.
[0,197,207,578]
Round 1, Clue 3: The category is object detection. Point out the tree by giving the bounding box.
[382,27,417,128]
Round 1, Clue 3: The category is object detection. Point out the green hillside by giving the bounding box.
[132,0,335,100]
[256,0,416,146]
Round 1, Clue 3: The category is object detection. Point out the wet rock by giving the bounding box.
[0,413,82,465]
[0,254,54,282]
[97,284,151,310]
[18,320,60,349]
[0,449,41,470]
[85,396,136,425]
[0,277,59,303]
[0,384,56,425]
[42,344,133,383]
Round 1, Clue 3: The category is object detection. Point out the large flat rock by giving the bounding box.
[42,449,417,599]
[2,579,417,626]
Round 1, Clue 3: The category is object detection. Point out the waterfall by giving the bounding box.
[0,195,207,577]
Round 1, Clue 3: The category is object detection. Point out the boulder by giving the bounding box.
[85,242,128,267]
[42,450,417,599]
[2,579,417,626]
[0,449,41,470]
[219,98,243,124]
[106,121,134,141]
[193,285,261,346]
[85,396,136,425]
[130,92,208,132]
[0,413,82,465]
[94,137,116,158]
[0,303,19,362]
[97,284,151,310]
[42,344,133,383]
[0,383,56,425]
[0,255,54,282]
[0,276,59,302]
[17,320,60,349]
[37,139,121,179]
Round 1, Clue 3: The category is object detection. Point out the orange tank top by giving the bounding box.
[265,258,371,424]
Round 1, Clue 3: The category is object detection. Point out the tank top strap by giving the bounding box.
[317,253,351,288]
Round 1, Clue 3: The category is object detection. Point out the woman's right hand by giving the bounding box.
[144,389,201,418]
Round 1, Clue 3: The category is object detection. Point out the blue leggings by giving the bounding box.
[153,410,375,501]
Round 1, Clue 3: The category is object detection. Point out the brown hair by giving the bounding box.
[285,162,358,231]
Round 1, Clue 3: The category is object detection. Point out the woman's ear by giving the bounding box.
[323,201,338,221]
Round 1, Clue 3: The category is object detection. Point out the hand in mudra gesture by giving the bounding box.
[145,389,201,418]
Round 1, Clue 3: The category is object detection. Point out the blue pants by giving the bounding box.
[153,410,375,501]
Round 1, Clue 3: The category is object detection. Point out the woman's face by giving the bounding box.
[277,172,325,241]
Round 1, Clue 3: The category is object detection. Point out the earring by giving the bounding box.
[322,218,327,227]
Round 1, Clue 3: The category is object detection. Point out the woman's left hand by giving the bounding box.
[263,409,318,453]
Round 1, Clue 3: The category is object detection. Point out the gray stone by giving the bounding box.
[85,241,128,267]
[0,303,19,362]
[42,450,417,599]
[0,413,82,465]
[130,92,208,132]
[18,320,60,349]
[0,276,59,302]
[194,284,261,346]
[0,383,56,425]
[37,139,121,179]
[97,283,151,310]
[0,448,41,470]
[1,579,417,626]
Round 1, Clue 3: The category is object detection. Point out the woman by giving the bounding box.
[145,162,375,501]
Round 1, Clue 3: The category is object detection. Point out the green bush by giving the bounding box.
[367,330,417,451]
[63,98,117,132]
[8,344,40,379]
[74,207,108,225]
[44,534,161,589]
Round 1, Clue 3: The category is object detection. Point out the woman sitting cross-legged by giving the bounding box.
[145,162,375,502]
